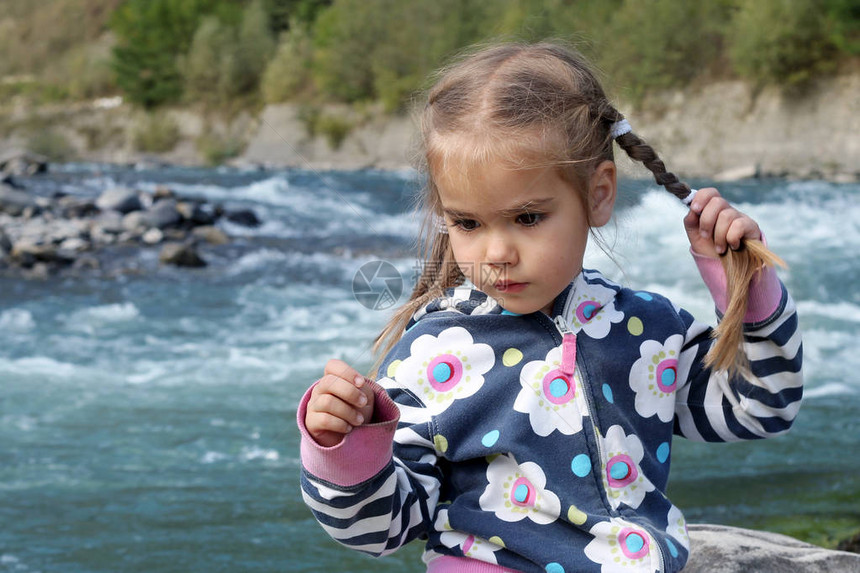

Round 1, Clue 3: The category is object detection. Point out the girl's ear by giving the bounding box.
[589,160,617,227]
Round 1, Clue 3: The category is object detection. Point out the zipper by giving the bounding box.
[552,314,667,572]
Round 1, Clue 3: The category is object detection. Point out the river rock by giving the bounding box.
[95,210,125,234]
[57,195,98,219]
[142,228,164,245]
[192,225,229,245]
[159,242,206,267]
[225,208,261,227]
[0,150,48,177]
[177,201,217,225]
[122,211,147,232]
[685,524,860,573]
[95,188,143,214]
[0,184,39,216]
[144,199,181,229]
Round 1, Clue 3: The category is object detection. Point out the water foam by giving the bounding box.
[0,309,35,332]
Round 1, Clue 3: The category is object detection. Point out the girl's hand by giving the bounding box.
[305,359,375,447]
[683,187,762,257]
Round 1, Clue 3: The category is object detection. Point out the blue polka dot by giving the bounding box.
[656,442,670,463]
[513,484,529,503]
[571,454,592,477]
[546,563,564,573]
[635,292,653,301]
[666,538,679,558]
[432,362,452,383]
[501,310,521,316]
[549,378,569,398]
[625,533,645,553]
[661,368,676,386]
[602,383,614,403]
[610,461,630,480]
[481,430,500,448]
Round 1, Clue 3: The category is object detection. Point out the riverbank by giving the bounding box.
[1,72,858,182]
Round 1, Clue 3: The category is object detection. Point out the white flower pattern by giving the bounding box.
[514,346,589,436]
[628,335,684,422]
[434,507,502,565]
[395,326,495,414]
[599,425,655,510]
[479,454,560,525]
[562,281,624,339]
[666,505,690,552]
[584,519,658,572]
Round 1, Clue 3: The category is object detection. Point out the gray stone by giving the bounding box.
[0,184,39,216]
[192,225,229,245]
[122,210,148,232]
[58,237,89,252]
[0,150,48,176]
[144,199,181,229]
[142,228,164,245]
[177,201,216,225]
[685,524,860,573]
[159,242,206,267]
[95,188,142,214]
[95,210,125,234]
[57,195,98,219]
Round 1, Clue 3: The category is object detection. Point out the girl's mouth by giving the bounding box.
[495,281,528,293]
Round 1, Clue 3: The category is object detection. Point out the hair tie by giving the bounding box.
[610,118,633,139]
[435,215,448,234]
[682,188,698,206]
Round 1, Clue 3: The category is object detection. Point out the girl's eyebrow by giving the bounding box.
[442,198,555,220]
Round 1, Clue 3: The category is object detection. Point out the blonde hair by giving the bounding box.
[373,41,782,376]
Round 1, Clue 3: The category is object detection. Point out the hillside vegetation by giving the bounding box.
[1,0,858,111]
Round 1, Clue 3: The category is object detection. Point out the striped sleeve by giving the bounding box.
[299,379,442,557]
[673,278,803,443]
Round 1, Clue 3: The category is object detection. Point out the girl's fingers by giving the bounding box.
[308,411,354,436]
[694,194,730,242]
[309,390,366,427]
[324,358,367,388]
[713,209,742,254]
[314,374,369,410]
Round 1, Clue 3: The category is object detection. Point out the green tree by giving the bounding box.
[729,0,837,85]
[234,0,277,94]
[110,0,242,108]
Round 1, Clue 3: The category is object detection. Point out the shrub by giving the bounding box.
[27,128,76,162]
[261,23,314,103]
[132,112,181,152]
[729,0,837,85]
[195,129,246,165]
[600,0,731,98]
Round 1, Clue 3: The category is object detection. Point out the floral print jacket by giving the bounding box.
[298,266,803,573]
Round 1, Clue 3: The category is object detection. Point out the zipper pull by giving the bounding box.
[553,316,577,378]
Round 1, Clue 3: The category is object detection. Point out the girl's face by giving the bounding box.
[435,158,616,315]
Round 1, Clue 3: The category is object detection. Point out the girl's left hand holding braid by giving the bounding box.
[683,187,762,257]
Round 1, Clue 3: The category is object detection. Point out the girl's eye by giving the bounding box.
[454,219,479,231]
[516,212,544,227]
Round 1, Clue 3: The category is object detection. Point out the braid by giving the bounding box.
[611,115,786,376]
[613,129,692,201]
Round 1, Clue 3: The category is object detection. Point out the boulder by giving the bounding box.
[159,242,206,267]
[144,199,181,229]
[0,150,48,176]
[0,184,39,216]
[225,208,261,228]
[177,201,217,225]
[685,524,860,573]
[95,188,142,214]
[192,225,229,245]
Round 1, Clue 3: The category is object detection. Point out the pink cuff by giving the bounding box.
[426,556,519,573]
[691,249,784,324]
[297,380,400,487]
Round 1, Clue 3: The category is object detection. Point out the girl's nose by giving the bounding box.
[485,232,518,267]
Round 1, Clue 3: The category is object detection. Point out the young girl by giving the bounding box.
[297,42,802,573]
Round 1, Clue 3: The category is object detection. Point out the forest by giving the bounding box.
[1,0,858,113]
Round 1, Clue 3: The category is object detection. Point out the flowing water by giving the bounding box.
[1,165,858,572]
